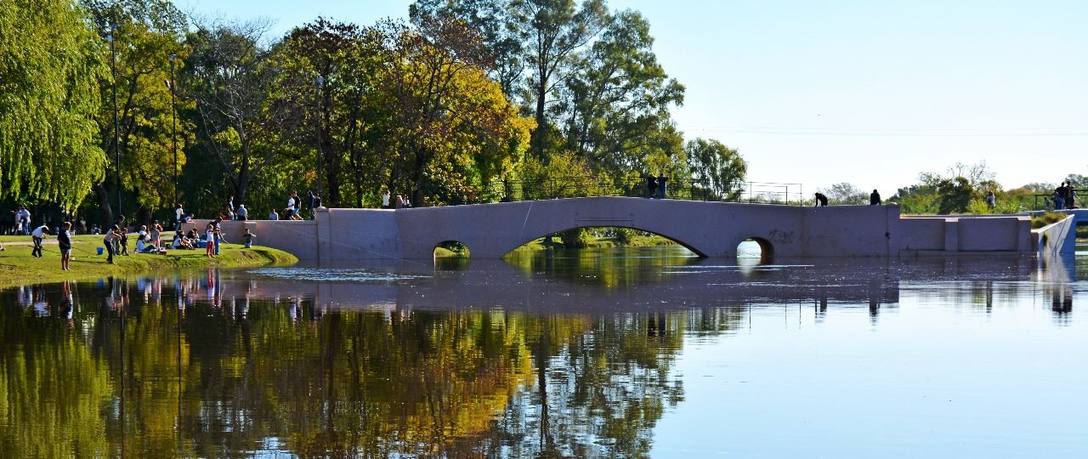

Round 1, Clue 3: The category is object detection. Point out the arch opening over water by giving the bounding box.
[501,226,704,258]
[737,237,774,264]
[434,240,472,270]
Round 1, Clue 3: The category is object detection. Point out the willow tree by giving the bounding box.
[0,0,106,210]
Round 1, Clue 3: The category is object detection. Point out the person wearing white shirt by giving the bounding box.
[30,224,50,258]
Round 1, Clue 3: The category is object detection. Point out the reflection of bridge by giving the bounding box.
[189,197,1039,261]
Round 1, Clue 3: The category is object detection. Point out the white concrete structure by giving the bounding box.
[1033,209,1087,258]
[185,197,1042,261]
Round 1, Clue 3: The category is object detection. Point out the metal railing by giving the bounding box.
[1032,188,1084,211]
[485,176,806,206]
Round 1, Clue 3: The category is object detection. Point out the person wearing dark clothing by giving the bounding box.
[1055,183,1068,210]
[814,192,829,207]
[646,175,657,198]
[58,222,73,271]
[656,175,668,199]
[870,189,882,206]
[307,190,317,213]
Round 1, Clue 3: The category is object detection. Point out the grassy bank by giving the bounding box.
[432,231,676,258]
[507,232,676,254]
[0,234,298,289]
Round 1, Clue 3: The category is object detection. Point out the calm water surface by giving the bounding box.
[1,246,1086,458]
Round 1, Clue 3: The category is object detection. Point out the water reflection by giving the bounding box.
[0,250,1085,457]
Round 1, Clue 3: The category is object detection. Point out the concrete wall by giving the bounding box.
[1033,213,1077,258]
[185,197,1039,261]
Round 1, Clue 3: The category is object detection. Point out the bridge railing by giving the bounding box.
[487,176,807,206]
[1032,188,1085,211]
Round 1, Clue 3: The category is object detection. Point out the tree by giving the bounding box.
[562,10,684,177]
[276,18,384,207]
[376,18,531,205]
[83,0,192,221]
[410,0,526,96]
[823,182,867,205]
[184,21,283,208]
[685,138,746,200]
[512,0,609,158]
[0,0,106,210]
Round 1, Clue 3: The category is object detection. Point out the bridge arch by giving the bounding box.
[738,237,775,263]
[433,240,471,258]
[499,225,708,258]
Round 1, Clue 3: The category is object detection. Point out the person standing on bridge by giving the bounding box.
[645,175,657,198]
[1066,180,1074,209]
[870,189,882,206]
[1054,183,1067,210]
[814,192,829,207]
[657,175,668,199]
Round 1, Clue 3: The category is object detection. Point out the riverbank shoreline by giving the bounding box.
[0,234,298,289]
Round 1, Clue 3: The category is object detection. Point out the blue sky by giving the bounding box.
[176,0,1088,192]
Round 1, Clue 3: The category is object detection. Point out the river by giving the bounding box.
[0,246,1085,457]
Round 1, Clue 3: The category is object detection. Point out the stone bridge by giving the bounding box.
[185,197,1042,262]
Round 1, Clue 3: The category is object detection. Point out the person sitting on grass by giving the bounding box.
[172,230,194,250]
[242,228,256,249]
[58,222,73,271]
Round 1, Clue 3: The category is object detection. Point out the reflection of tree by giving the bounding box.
[505,245,700,289]
[0,280,749,456]
[0,284,111,457]
[483,313,688,457]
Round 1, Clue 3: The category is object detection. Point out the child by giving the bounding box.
[205,223,216,258]
[243,228,256,248]
[58,222,72,270]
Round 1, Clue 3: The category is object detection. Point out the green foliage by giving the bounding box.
[822,183,867,205]
[685,138,746,200]
[518,151,604,199]
[1031,211,1068,229]
[0,0,106,209]
[936,176,974,214]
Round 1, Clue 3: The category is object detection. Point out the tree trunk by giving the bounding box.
[237,143,251,207]
[531,80,548,159]
[411,145,426,207]
[95,183,114,228]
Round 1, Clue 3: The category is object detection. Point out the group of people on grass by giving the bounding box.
[3,209,259,270]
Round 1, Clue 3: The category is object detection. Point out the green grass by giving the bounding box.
[0,234,298,289]
[508,231,677,253]
[1030,212,1069,229]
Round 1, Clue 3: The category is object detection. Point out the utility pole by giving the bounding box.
[167,53,179,207]
[314,74,325,197]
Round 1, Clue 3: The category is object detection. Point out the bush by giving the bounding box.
[558,228,592,248]
[1031,212,1068,229]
